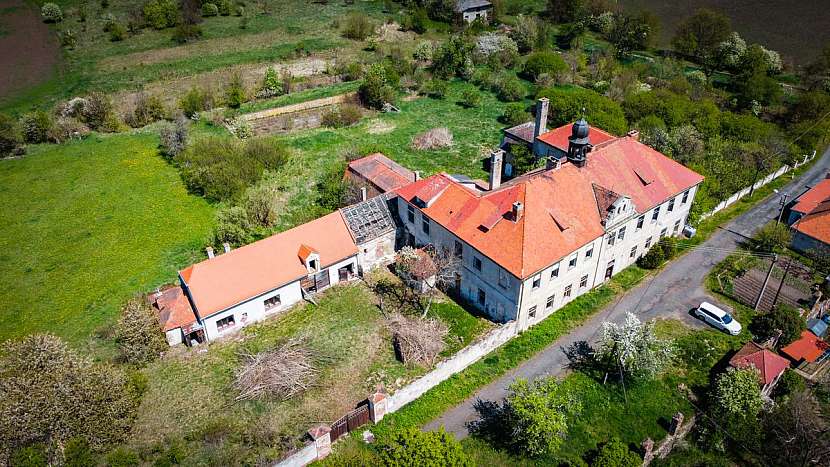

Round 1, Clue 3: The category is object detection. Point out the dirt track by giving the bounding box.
[0,0,60,102]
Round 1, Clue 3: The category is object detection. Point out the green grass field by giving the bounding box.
[0,131,214,345]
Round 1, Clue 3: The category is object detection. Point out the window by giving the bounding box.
[585,244,594,258]
[636,215,645,229]
[645,236,652,249]
[652,207,660,222]
[477,288,486,305]
[473,257,482,271]
[673,220,681,234]
[568,254,578,269]
[407,204,415,223]
[264,295,281,310]
[564,284,572,298]
[660,227,668,238]
[668,198,675,212]
[550,263,560,279]
[528,306,537,318]
[607,231,616,246]
[546,295,555,309]
[630,246,637,258]
[682,190,689,204]
[579,274,588,288]
[532,274,541,289]
[454,240,463,258]
[617,226,626,240]
[216,315,235,331]
[499,269,510,288]
[422,217,430,235]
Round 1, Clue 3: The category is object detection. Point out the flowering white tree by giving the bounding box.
[395,245,459,318]
[598,312,673,380]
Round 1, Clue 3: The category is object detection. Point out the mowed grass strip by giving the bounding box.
[0,132,214,345]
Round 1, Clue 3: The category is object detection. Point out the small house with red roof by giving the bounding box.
[345,153,417,200]
[781,330,830,365]
[728,341,790,397]
[397,119,703,328]
[788,174,830,254]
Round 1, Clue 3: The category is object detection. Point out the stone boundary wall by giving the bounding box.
[699,151,817,221]
[386,321,518,413]
[242,92,357,122]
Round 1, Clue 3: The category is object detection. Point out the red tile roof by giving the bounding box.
[347,153,416,193]
[781,330,830,363]
[792,197,830,246]
[396,132,704,279]
[791,178,830,214]
[152,286,197,332]
[537,125,616,151]
[728,341,790,386]
[179,212,357,317]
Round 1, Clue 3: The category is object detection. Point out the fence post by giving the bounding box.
[308,425,332,461]
[368,388,389,423]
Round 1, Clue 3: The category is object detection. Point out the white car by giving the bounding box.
[695,301,742,335]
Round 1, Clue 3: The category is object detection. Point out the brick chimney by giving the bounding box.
[222,242,231,253]
[533,98,549,141]
[512,201,524,221]
[206,246,215,259]
[489,149,504,191]
[360,186,367,201]
[627,129,640,141]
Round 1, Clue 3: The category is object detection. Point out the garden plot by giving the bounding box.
[730,257,813,312]
[243,91,361,135]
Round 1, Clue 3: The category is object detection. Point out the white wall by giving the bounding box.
[165,328,183,346]
[200,255,358,341]
[356,231,396,273]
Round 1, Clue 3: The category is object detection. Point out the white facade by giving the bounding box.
[397,185,698,330]
[195,255,358,341]
[356,231,396,274]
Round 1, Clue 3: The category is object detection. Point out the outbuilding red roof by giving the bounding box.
[728,341,790,386]
[791,178,830,214]
[781,330,830,363]
[347,153,416,193]
[152,286,197,332]
[792,197,830,246]
[396,130,704,279]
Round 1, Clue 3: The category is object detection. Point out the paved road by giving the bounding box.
[425,148,830,439]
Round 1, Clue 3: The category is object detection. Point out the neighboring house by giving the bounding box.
[395,120,703,330]
[788,177,830,254]
[786,175,830,225]
[728,341,790,397]
[345,153,417,200]
[456,0,492,23]
[171,212,359,344]
[781,330,830,365]
[341,195,398,274]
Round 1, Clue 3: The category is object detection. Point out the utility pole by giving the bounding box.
[770,257,792,311]
[755,254,777,311]
[774,190,790,225]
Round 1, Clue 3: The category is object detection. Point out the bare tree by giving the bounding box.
[395,244,460,317]
[764,389,830,467]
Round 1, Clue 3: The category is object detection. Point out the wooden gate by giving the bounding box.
[329,404,370,443]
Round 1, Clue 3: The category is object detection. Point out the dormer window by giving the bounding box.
[298,244,321,273]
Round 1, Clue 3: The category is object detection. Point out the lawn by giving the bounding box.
[0,131,215,347]
[130,282,491,464]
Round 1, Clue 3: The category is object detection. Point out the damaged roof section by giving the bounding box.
[341,196,397,244]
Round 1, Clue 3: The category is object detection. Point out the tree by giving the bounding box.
[713,367,764,418]
[469,377,581,457]
[536,87,628,135]
[597,312,673,380]
[431,36,473,80]
[341,13,374,40]
[0,113,22,156]
[359,63,396,109]
[41,3,63,23]
[593,437,642,467]
[608,11,659,57]
[671,9,731,64]
[750,304,806,347]
[753,222,791,253]
[509,15,538,53]
[522,51,568,82]
[502,103,529,126]
[510,143,541,174]
[377,427,471,466]
[547,0,585,24]
[115,296,168,365]
[395,245,460,317]
[763,389,830,467]
[0,335,139,459]
[637,243,665,269]
[142,0,179,29]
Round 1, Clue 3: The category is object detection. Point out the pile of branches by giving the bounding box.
[388,313,448,367]
[233,338,320,401]
[411,127,453,150]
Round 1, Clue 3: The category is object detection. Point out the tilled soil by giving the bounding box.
[0,0,61,101]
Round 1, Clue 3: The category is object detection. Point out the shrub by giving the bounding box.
[431,36,474,79]
[407,8,429,34]
[218,0,232,16]
[460,89,481,108]
[502,102,529,126]
[411,127,453,150]
[750,304,806,347]
[11,444,47,467]
[594,437,642,467]
[753,222,791,253]
[129,92,165,128]
[494,75,525,102]
[413,40,434,61]
[224,73,247,108]
[19,111,53,144]
[115,297,168,365]
[201,2,218,17]
[244,183,282,227]
[341,13,374,40]
[321,103,362,128]
[658,236,678,260]
[423,78,449,99]
[0,335,139,457]
[106,447,140,467]
[637,244,664,269]
[143,0,179,29]
[256,67,283,99]
[771,368,805,400]
[109,21,127,41]
[377,428,471,466]
[213,205,254,246]
[179,86,215,118]
[510,14,537,53]
[172,23,202,43]
[523,51,567,82]
[159,117,188,157]
[315,161,357,211]
[64,438,95,467]
[48,117,90,143]
[41,3,63,23]
[359,63,396,109]
[80,92,114,130]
